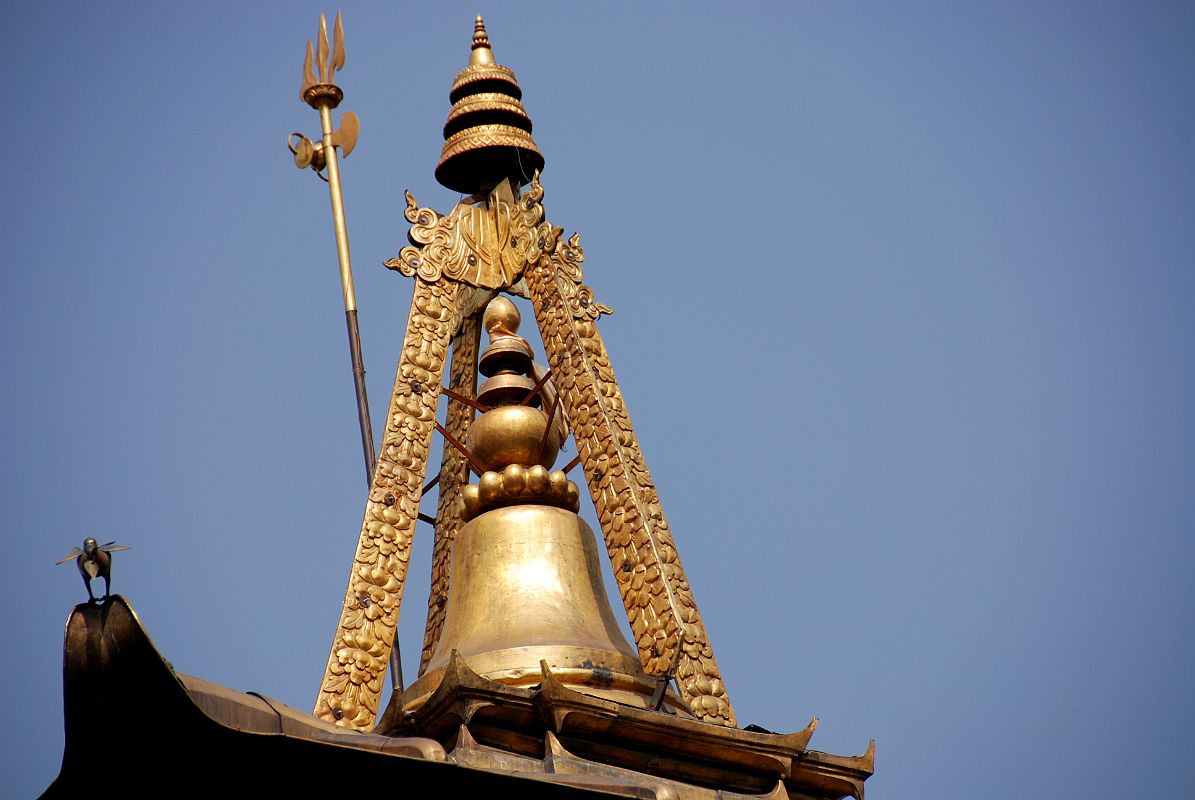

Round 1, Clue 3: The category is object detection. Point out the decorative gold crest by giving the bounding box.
[384,176,546,290]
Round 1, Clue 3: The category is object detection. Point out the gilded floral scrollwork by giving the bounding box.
[314,277,459,730]
[418,313,481,675]
[554,232,613,320]
[384,176,546,290]
[525,231,736,727]
[320,172,733,729]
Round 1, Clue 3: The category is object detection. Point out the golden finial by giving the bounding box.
[482,296,521,338]
[436,16,543,194]
[469,15,495,65]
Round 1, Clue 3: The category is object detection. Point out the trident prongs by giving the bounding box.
[291,11,358,181]
[300,11,346,100]
[290,13,395,706]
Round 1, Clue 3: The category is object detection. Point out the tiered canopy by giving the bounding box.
[435,17,544,195]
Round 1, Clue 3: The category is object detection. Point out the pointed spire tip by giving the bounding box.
[469,15,494,65]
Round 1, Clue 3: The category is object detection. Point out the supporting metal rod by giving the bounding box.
[318,103,377,484]
[345,310,377,482]
[435,421,488,477]
[296,12,403,705]
[536,393,560,465]
[519,367,553,406]
[389,642,404,698]
[441,386,489,414]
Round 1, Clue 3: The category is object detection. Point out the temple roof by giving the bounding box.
[46,597,872,799]
[46,16,873,800]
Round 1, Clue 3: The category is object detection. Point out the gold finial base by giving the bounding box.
[301,83,343,110]
[460,465,579,522]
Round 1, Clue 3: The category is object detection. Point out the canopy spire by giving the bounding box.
[469,15,494,65]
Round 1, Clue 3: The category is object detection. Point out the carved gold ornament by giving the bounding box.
[318,170,735,730]
[314,278,460,728]
[384,179,545,290]
[418,313,481,675]
[525,230,736,726]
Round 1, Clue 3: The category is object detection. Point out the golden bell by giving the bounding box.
[403,505,673,712]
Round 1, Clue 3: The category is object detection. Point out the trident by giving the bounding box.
[289,12,373,486]
[288,13,403,691]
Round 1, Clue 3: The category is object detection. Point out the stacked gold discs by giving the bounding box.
[435,17,545,195]
[460,298,577,521]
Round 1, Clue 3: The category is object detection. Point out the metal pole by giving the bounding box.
[317,103,377,484]
[294,14,399,693]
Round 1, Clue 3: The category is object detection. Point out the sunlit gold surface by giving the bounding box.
[466,405,561,471]
[460,466,579,521]
[450,63,520,97]
[477,338,533,377]
[419,311,482,675]
[384,180,545,290]
[525,229,736,725]
[404,505,672,712]
[320,24,735,730]
[318,105,356,312]
[445,93,529,126]
[294,12,360,313]
[482,295,520,337]
[477,372,537,407]
[436,17,543,194]
[299,13,345,101]
[313,278,461,729]
[468,15,495,66]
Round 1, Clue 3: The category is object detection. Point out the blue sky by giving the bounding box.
[3,2,1193,797]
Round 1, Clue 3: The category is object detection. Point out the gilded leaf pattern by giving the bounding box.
[524,231,736,727]
[418,313,481,674]
[313,278,459,730]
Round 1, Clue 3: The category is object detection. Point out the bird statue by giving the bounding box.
[57,538,130,603]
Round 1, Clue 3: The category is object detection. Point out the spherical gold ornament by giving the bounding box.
[461,485,481,521]
[479,471,503,503]
[526,464,548,494]
[547,469,568,498]
[483,296,521,336]
[502,463,526,494]
[466,405,561,472]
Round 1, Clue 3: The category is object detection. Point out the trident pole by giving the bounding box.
[291,13,402,692]
[316,99,377,486]
[291,12,376,485]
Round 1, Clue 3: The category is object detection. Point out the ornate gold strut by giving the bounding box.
[313,18,735,731]
[524,228,736,726]
[314,277,460,727]
[315,163,736,728]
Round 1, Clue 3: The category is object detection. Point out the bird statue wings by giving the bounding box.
[57,539,130,603]
[55,541,129,564]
